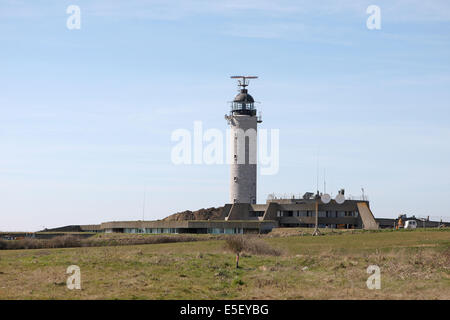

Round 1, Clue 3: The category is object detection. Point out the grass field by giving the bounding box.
[0,229,449,299]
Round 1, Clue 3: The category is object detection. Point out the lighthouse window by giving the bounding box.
[234,177,238,182]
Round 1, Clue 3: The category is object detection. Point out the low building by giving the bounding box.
[47,192,380,235]
[100,219,277,234]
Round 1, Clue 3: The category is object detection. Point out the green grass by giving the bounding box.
[0,229,448,299]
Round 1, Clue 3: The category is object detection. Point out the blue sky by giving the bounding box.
[1,1,450,231]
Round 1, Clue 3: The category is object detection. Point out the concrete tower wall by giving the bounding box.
[229,115,258,204]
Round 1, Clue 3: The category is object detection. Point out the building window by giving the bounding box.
[250,211,264,217]
[207,228,224,234]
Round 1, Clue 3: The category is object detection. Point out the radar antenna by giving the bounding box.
[230,76,258,89]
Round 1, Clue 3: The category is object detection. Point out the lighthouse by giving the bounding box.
[225,76,262,204]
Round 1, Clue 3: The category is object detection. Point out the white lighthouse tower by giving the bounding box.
[225,76,262,204]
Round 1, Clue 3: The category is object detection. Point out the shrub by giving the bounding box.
[225,235,282,268]
[243,237,282,256]
[47,235,81,248]
[225,235,281,256]
[225,236,246,255]
[0,234,209,250]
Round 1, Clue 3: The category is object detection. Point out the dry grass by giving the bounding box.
[0,229,448,299]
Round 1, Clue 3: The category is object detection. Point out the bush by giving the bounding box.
[47,236,81,248]
[0,234,206,250]
[20,238,41,250]
[225,235,282,256]
[225,236,246,255]
[244,237,282,256]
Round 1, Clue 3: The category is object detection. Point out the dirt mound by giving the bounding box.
[163,207,225,221]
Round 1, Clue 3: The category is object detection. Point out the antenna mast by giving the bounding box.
[142,187,146,221]
[316,149,319,193]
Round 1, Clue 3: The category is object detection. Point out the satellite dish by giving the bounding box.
[321,193,331,204]
[335,194,345,204]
